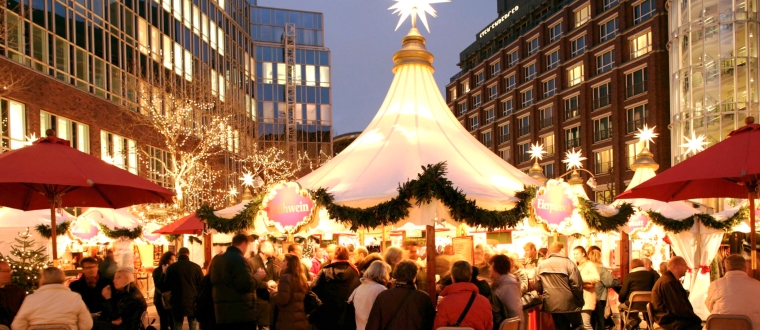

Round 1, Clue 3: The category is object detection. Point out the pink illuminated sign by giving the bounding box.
[532,185,574,225]
[628,214,649,232]
[265,186,315,228]
[71,217,99,240]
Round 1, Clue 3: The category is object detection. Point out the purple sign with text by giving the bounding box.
[628,214,649,232]
[532,185,574,225]
[265,186,315,228]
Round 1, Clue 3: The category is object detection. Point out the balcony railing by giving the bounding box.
[593,95,611,110]
[594,128,613,142]
[539,116,554,130]
[519,126,531,136]
[566,138,581,150]
[499,134,511,144]
[626,117,648,133]
[595,161,613,174]
[565,108,580,120]
[626,81,648,98]
[545,145,555,157]
[518,152,532,163]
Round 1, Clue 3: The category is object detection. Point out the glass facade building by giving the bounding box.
[669,0,759,163]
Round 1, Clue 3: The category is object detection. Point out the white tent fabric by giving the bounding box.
[79,208,141,230]
[297,29,540,218]
[213,199,252,219]
[0,207,75,228]
[611,166,700,225]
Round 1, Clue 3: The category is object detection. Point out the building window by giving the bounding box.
[626,67,649,98]
[603,0,619,11]
[521,90,534,108]
[518,116,531,137]
[505,75,516,91]
[633,0,656,25]
[627,140,645,168]
[630,31,653,59]
[541,134,556,156]
[499,148,511,162]
[469,116,479,131]
[460,81,470,94]
[596,49,616,74]
[600,17,619,42]
[145,146,173,188]
[502,99,514,117]
[527,37,540,55]
[482,131,493,148]
[565,96,580,120]
[594,116,613,142]
[626,103,649,133]
[490,62,501,77]
[472,94,482,108]
[567,64,584,87]
[542,163,556,178]
[0,99,26,153]
[488,85,499,101]
[508,51,519,67]
[518,142,532,163]
[595,149,614,175]
[485,108,495,124]
[546,50,560,70]
[571,35,587,57]
[596,188,616,203]
[539,107,554,129]
[524,63,537,81]
[593,82,612,109]
[543,78,557,98]
[565,126,581,150]
[100,131,138,174]
[575,4,591,27]
[475,71,485,86]
[499,124,511,144]
[458,102,468,116]
[40,111,90,153]
[549,23,563,43]
[449,87,457,100]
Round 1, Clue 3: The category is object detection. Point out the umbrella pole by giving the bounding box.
[750,192,757,270]
[49,201,58,266]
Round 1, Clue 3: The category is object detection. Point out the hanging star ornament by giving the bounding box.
[229,187,238,196]
[681,131,709,155]
[23,133,37,146]
[529,142,546,161]
[562,148,587,170]
[634,124,658,149]
[240,171,255,187]
[388,0,450,33]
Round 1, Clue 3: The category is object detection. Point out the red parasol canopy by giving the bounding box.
[617,118,760,268]
[0,136,174,261]
[153,213,204,235]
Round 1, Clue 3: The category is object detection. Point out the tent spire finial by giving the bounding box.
[528,158,548,185]
[392,28,434,73]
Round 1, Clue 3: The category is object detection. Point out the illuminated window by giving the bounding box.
[320,67,330,87]
[541,134,555,156]
[163,35,172,69]
[460,81,470,94]
[595,148,614,174]
[450,87,457,100]
[567,64,584,86]
[575,5,591,27]
[100,131,137,174]
[630,31,652,58]
[0,99,26,153]
[627,140,645,168]
[138,18,149,54]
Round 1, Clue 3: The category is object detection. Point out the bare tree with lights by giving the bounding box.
[0,0,33,97]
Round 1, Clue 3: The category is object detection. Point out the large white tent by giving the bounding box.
[298,27,539,226]
[0,207,75,257]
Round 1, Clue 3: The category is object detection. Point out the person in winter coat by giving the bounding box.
[209,234,266,329]
[270,254,309,330]
[98,268,148,330]
[11,267,92,330]
[350,260,390,330]
[437,265,491,299]
[69,257,113,314]
[165,247,203,330]
[572,246,599,330]
[99,250,118,280]
[489,255,524,330]
[195,274,216,330]
[535,242,584,330]
[435,261,493,330]
[618,259,657,330]
[651,257,702,330]
[705,254,760,330]
[366,260,434,330]
[310,246,360,330]
[0,261,24,327]
[249,241,280,330]
[152,252,175,330]
[589,247,618,330]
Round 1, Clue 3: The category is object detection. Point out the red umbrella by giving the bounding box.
[0,136,174,261]
[153,213,204,235]
[617,117,760,268]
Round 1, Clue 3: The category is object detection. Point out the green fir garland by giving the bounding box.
[196,194,264,233]
[578,199,635,232]
[164,234,181,242]
[646,206,748,233]
[97,224,143,240]
[34,221,71,239]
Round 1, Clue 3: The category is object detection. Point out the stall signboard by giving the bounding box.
[452,236,474,264]
[260,182,315,233]
[628,214,649,233]
[532,181,575,228]
[142,223,162,243]
[71,216,99,240]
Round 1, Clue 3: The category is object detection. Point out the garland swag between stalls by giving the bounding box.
[34,221,71,239]
[646,206,748,233]
[97,224,143,240]
[196,194,264,234]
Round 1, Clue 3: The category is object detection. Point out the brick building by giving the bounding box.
[446,0,671,202]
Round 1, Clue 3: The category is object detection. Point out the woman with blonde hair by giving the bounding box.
[572,246,600,330]
[350,260,391,330]
[99,268,147,330]
[270,254,309,330]
[11,267,93,330]
[588,247,617,330]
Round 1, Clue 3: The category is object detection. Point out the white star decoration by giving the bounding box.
[529,142,546,161]
[681,131,709,155]
[635,124,658,149]
[240,171,255,187]
[388,0,450,33]
[229,187,238,196]
[23,133,37,146]
[563,148,586,171]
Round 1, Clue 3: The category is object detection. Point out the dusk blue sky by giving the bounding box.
[257,0,497,136]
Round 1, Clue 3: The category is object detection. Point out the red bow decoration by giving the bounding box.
[698,265,710,274]
[663,235,672,245]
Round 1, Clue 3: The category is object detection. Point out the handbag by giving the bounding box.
[303,290,322,314]
[337,301,357,329]
[160,291,172,310]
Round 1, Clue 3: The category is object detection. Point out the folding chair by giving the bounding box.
[620,291,651,330]
[27,325,72,330]
[646,302,663,330]
[498,316,521,330]
[705,314,752,330]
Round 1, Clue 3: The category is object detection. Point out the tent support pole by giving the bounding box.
[203,232,212,271]
[382,225,387,254]
[426,225,436,307]
[620,231,629,282]
[750,192,757,270]
[49,201,58,266]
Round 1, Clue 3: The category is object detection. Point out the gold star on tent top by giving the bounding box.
[562,148,587,171]
[388,0,450,33]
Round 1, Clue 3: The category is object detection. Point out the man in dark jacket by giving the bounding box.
[367,260,435,330]
[249,241,279,330]
[69,257,112,314]
[166,247,204,330]
[311,246,361,329]
[535,242,584,330]
[0,261,24,327]
[210,234,266,330]
[99,250,118,280]
[652,256,702,330]
[618,258,658,330]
